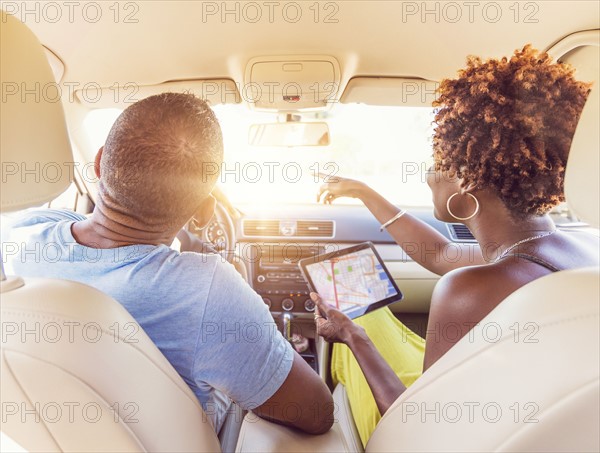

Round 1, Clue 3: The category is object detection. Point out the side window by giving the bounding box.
[559,44,600,86]
[46,108,123,213]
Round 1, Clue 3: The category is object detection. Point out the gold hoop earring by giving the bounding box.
[446,192,480,221]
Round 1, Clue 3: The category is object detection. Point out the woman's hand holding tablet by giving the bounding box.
[298,242,403,320]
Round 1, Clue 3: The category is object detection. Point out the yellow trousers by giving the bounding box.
[331,307,426,447]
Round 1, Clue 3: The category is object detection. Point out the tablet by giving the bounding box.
[298,242,403,319]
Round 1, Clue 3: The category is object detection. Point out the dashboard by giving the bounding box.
[189,199,586,373]
[234,203,466,317]
[193,200,585,317]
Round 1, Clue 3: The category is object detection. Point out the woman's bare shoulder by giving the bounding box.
[424,264,513,369]
[430,263,515,321]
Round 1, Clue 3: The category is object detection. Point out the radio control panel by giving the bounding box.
[246,243,324,315]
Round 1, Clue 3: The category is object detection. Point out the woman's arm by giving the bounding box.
[317,175,486,275]
[312,293,406,416]
[345,325,407,415]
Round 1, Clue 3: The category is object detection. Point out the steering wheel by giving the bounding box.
[185,187,237,262]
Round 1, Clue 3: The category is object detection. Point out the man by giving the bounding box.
[5,93,333,434]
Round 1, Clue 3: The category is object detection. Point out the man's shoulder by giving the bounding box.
[200,256,266,316]
[202,256,255,296]
[160,249,230,273]
[4,208,83,246]
[10,208,86,228]
[150,250,244,292]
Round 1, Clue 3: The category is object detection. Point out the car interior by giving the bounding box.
[1,2,599,452]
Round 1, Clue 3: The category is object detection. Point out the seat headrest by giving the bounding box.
[565,87,599,228]
[0,11,73,213]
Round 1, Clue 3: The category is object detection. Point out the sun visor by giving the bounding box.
[74,79,241,108]
[340,77,439,107]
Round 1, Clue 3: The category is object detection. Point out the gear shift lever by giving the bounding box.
[282,312,293,342]
[281,312,310,354]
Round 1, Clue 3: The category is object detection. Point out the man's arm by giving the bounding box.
[198,259,333,435]
[253,353,334,434]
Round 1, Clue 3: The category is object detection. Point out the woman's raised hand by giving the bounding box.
[315,172,368,204]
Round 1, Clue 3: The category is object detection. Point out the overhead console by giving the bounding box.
[244,55,341,111]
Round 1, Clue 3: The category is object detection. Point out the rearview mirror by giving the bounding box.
[248,122,330,147]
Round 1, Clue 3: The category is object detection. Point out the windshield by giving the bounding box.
[213,104,435,206]
[84,104,436,207]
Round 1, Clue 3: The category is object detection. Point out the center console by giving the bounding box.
[247,243,324,314]
[245,243,326,371]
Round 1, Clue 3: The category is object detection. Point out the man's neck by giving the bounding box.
[71,195,178,248]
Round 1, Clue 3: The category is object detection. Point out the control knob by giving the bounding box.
[262,297,272,309]
[281,298,294,311]
[304,299,315,312]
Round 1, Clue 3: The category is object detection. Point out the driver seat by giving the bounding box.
[0,11,220,452]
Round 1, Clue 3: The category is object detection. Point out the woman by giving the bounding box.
[312,45,598,446]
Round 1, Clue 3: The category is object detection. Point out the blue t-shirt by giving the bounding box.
[3,209,294,431]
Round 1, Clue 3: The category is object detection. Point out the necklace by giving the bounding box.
[493,230,556,264]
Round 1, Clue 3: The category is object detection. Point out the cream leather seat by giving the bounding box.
[0,12,219,452]
[235,94,600,452]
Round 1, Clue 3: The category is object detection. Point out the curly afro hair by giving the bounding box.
[432,44,591,218]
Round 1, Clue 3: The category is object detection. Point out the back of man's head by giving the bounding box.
[100,92,223,229]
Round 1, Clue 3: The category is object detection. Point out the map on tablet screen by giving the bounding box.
[299,242,403,319]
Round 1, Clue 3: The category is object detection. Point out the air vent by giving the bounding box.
[243,220,280,237]
[447,224,476,242]
[243,219,335,238]
[296,221,334,238]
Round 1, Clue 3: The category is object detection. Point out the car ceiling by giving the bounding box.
[21,1,600,88]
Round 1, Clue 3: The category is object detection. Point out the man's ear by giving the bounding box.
[191,195,217,228]
[94,147,103,179]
